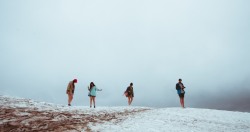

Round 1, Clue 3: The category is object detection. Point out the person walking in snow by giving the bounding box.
[176,78,186,108]
[66,79,77,106]
[125,83,134,105]
[88,82,102,108]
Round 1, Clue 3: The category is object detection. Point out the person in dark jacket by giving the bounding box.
[176,78,186,108]
[125,83,134,105]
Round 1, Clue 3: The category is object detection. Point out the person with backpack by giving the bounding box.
[124,83,134,105]
[176,78,186,108]
[88,82,102,108]
[66,79,77,106]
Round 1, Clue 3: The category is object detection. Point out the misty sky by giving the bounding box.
[1,0,250,111]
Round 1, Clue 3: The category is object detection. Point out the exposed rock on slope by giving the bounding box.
[0,96,149,132]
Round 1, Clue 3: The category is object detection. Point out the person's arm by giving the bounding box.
[96,87,102,91]
[132,88,134,97]
[182,83,186,89]
[88,86,90,91]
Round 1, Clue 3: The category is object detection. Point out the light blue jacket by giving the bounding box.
[89,86,101,96]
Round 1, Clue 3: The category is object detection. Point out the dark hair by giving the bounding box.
[90,82,95,88]
[179,79,182,81]
[130,83,133,86]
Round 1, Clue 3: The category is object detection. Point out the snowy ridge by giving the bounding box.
[0,95,149,131]
[0,95,149,114]
[1,95,250,132]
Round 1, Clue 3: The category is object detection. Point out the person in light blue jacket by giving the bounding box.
[88,82,102,108]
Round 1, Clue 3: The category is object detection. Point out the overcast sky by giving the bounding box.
[1,0,250,111]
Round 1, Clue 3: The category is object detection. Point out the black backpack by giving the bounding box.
[176,83,181,90]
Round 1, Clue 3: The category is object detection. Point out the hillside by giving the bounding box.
[1,95,250,132]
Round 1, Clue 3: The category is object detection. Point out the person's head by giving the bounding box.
[90,82,95,87]
[73,79,77,83]
[130,83,133,86]
[178,78,182,82]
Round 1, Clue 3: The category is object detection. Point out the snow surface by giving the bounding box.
[0,95,148,115]
[1,95,250,132]
[91,108,250,132]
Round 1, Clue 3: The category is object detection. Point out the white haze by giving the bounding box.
[0,0,250,111]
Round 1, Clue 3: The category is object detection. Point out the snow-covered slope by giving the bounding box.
[93,108,250,132]
[1,95,250,132]
[0,95,149,131]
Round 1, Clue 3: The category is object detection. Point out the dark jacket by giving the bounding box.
[176,82,186,94]
[176,83,181,90]
[176,82,185,90]
[126,86,134,97]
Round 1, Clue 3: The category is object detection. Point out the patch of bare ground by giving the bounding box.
[0,106,149,132]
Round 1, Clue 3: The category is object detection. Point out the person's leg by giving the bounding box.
[129,97,132,105]
[70,94,74,104]
[179,95,182,107]
[180,98,184,108]
[182,97,185,108]
[130,97,133,105]
[68,94,71,105]
[180,98,183,107]
[93,97,96,108]
[68,94,73,106]
[90,97,92,108]
[127,97,130,105]
[179,94,185,108]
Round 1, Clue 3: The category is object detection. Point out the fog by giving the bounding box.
[1,0,250,112]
